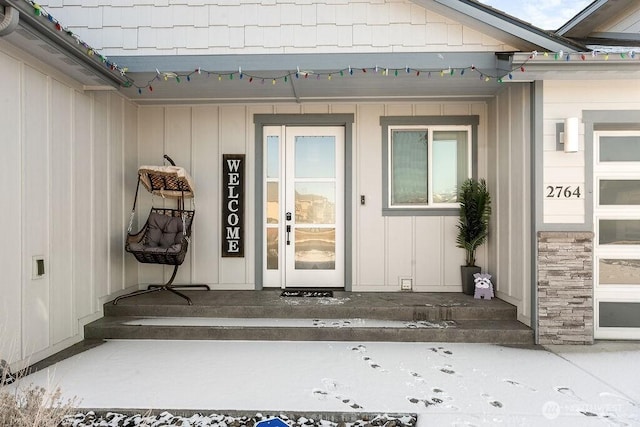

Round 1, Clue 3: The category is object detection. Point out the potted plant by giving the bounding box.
[456,178,491,295]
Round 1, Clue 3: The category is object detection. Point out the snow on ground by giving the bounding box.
[122,317,454,329]
[14,340,640,426]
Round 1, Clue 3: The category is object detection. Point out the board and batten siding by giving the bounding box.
[542,80,640,225]
[487,83,532,325]
[0,42,138,367]
[137,102,489,292]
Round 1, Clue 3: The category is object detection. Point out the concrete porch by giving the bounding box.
[85,290,534,344]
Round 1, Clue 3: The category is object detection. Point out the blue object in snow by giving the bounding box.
[256,418,289,427]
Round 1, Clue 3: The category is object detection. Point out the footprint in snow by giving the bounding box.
[335,395,363,409]
[314,379,363,410]
[555,386,584,402]
[361,355,387,371]
[437,364,458,375]
[407,396,444,408]
[409,371,424,381]
[428,346,453,356]
[503,379,537,392]
[351,344,366,353]
[481,393,503,408]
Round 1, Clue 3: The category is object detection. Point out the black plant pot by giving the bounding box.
[461,265,481,296]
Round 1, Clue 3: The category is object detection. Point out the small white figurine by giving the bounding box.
[473,273,494,300]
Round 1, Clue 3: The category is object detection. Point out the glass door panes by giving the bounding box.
[599,220,640,245]
[599,180,640,205]
[599,136,640,162]
[263,126,344,288]
[594,131,640,339]
[286,129,344,287]
[264,132,282,282]
[598,259,640,285]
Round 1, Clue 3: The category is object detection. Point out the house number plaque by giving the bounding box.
[545,184,582,199]
[222,154,245,257]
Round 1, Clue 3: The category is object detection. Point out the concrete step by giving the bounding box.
[103,290,519,322]
[84,316,534,344]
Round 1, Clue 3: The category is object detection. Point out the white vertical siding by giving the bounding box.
[50,80,74,345]
[93,93,110,300]
[488,84,531,325]
[386,217,413,287]
[415,217,443,287]
[192,106,221,285]
[109,96,125,296]
[73,92,95,320]
[0,50,23,363]
[355,104,386,287]
[22,65,51,356]
[0,45,137,366]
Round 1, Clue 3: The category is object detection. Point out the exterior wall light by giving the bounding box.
[556,117,580,153]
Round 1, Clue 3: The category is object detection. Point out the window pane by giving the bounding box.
[433,131,468,203]
[391,130,428,205]
[599,259,640,285]
[295,228,335,270]
[266,182,279,224]
[599,180,640,205]
[266,136,279,178]
[266,228,278,270]
[600,136,640,162]
[599,220,640,245]
[295,136,336,178]
[295,183,335,224]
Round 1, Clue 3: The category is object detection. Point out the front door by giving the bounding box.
[263,126,345,288]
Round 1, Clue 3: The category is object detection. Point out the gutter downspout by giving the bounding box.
[0,5,19,37]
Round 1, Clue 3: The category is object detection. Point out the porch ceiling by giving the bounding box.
[113,52,508,105]
[118,70,507,105]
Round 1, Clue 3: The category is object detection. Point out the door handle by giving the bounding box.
[286,225,291,245]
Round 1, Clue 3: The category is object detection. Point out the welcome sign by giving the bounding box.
[222,154,244,257]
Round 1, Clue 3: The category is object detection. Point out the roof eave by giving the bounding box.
[411,0,587,53]
[2,0,128,87]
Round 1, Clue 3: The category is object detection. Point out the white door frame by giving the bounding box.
[259,119,351,290]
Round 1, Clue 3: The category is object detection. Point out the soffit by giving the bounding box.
[557,0,636,38]
[113,52,511,105]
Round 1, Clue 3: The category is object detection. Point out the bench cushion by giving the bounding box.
[145,212,184,248]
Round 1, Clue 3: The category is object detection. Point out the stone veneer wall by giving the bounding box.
[537,231,594,345]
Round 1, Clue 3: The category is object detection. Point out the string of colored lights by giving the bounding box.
[129,48,639,94]
[132,60,534,95]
